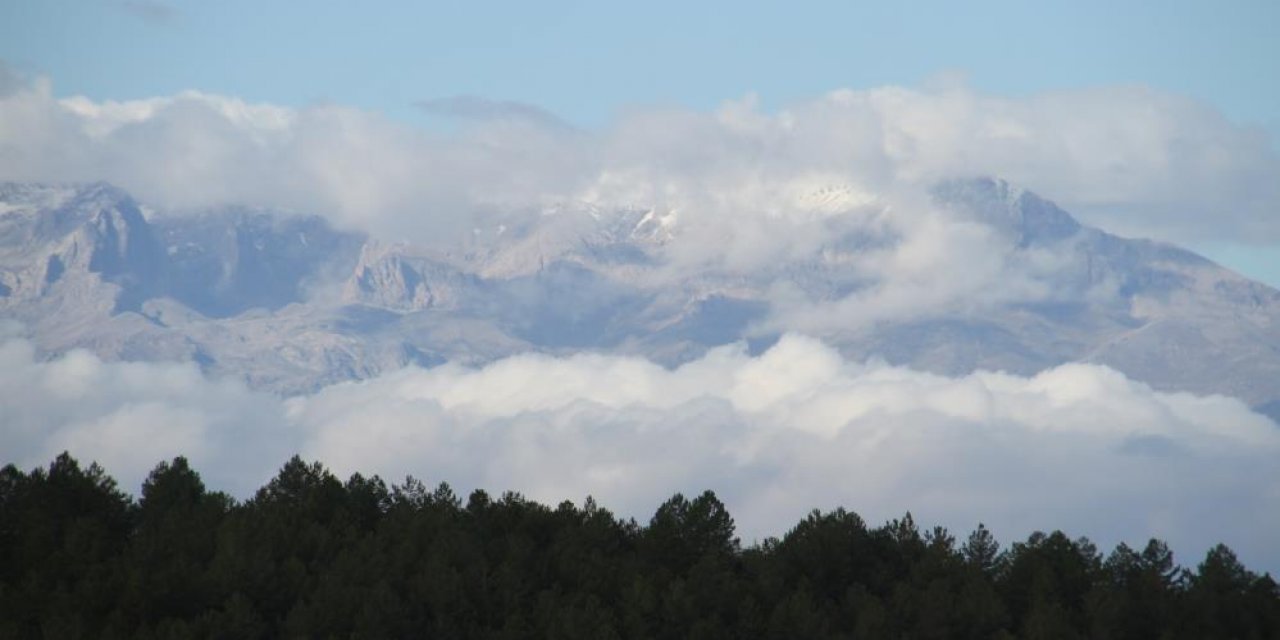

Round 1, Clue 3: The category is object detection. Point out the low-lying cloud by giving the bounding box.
[3,333,1277,573]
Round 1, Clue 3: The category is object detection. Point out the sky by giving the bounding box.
[2,1,1280,572]
[3,1,1278,131]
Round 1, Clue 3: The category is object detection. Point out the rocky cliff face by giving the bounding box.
[0,182,162,309]
[155,208,364,318]
[341,242,474,312]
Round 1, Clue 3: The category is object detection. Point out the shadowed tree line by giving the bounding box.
[1,453,1277,639]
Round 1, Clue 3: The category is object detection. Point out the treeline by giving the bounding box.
[1,454,1278,639]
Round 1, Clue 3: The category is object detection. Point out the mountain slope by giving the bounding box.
[2,179,1278,419]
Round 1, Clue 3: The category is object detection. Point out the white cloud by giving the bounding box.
[0,79,585,244]
[3,334,1277,574]
[4,69,1278,329]
[1,70,1277,249]
[0,338,293,496]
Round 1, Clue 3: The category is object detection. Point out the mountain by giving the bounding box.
[2,179,1279,420]
[868,180,1280,416]
[0,182,162,311]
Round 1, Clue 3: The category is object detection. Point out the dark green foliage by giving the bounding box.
[1,453,1278,638]
[0,453,133,638]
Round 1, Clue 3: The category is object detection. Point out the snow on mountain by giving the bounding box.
[2,178,1278,420]
[933,177,1081,246]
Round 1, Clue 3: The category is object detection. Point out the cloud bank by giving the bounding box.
[3,333,1277,573]
[1,67,1277,250]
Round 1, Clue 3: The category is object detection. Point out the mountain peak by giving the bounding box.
[932,177,1081,246]
[342,241,467,312]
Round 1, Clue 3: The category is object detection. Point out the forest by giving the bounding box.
[1,453,1277,639]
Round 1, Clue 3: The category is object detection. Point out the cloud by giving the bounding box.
[0,76,589,243]
[1,68,1277,250]
[3,334,1277,574]
[0,61,23,99]
[415,95,571,130]
[0,338,293,497]
[117,1,179,26]
[1,66,1277,334]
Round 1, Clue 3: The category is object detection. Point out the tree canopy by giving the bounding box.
[1,453,1277,639]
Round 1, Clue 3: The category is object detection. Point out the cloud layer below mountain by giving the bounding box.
[1,64,1278,251]
[3,331,1277,573]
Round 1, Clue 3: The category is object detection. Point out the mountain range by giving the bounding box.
[2,178,1278,421]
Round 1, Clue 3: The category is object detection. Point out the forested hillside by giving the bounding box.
[2,453,1277,639]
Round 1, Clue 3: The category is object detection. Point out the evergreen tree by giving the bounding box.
[2,452,1279,639]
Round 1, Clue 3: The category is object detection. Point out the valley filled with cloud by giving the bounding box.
[4,328,1277,572]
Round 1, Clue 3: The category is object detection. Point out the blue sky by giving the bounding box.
[2,0,1279,282]
[4,1,1277,131]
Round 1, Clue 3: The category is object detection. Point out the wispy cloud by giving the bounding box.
[415,95,571,129]
[117,0,179,26]
[0,60,23,98]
